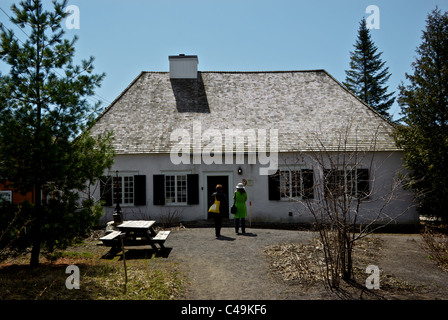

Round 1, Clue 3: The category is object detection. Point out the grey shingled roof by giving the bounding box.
[89,70,399,154]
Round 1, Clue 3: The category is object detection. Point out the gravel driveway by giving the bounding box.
[167,227,317,299]
[165,227,448,300]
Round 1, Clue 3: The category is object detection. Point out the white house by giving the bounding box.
[88,55,417,226]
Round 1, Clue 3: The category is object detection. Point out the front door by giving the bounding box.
[206,175,229,219]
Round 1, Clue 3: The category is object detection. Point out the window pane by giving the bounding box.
[302,169,314,199]
[124,176,134,204]
[177,175,187,203]
[0,191,12,204]
[280,171,290,198]
[346,168,356,196]
[112,176,135,205]
[280,170,304,198]
[336,170,345,197]
[113,176,122,204]
[357,169,370,199]
[164,174,188,204]
[324,169,344,198]
[165,175,175,203]
[291,171,300,198]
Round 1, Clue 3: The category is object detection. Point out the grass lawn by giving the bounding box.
[0,237,186,300]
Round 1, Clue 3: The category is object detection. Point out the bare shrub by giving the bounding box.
[293,124,415,288]
[421,226,448,272]
[159,208,184,229]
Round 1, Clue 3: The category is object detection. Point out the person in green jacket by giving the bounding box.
[233,183,248,234]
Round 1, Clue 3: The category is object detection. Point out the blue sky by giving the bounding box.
[1,0,448,120]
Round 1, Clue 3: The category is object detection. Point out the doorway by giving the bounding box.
[205,173,232,219]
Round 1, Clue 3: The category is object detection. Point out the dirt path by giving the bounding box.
[377,234,448,299]
[166,227,448,300]
[168,227,319,299]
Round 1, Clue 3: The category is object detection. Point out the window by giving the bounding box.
[324,167,369,199]
[153,173,199,206]
[280,170,298,198]
[165,174,187,204]
[0,190,12,204]
[277,167,314,200]
[113,175,134,205]
[100,173,146,207]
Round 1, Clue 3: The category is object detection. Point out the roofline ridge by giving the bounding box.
[198,69,326,74]
[140,70,327,74]
[87,71,146,128]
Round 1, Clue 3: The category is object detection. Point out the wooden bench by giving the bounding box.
[151,230,171,249]
[153,230,171,241]
[99,230,123,247]
[100,229,171,250]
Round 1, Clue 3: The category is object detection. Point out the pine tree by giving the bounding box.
[0,0,114,266]
[343,19,395,119]
[395,8,448,221]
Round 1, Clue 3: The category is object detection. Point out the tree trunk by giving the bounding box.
[342,238,353,280]
[30,3,42,268]
[30,183,42,267]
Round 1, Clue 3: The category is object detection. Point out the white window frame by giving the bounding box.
[0,190,12,204]
[110,171,137,207]
[279,165,308,201]
[163,171,190,206]
[325,166,366,198]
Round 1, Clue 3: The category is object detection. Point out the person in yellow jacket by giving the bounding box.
[208,184,228,239]
[233,183,248,234]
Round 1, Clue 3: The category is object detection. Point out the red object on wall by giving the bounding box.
[0,182,35,204]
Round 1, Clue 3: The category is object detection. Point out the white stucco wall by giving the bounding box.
[95,151,418,226]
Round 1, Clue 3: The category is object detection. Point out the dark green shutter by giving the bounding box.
[268,170,280,200]
[134,175,146,206]
[153,174,165,205]
[187,174,199,205]
[357,169,370,199]
[100,176,113,206]
[302,169,314,199]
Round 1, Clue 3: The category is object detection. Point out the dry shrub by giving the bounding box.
[422,226,448,272]
[264,236,383,284]
[264,238,326,282]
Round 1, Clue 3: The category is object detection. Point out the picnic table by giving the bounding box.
[100,220,170,254]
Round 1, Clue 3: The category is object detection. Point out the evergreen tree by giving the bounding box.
[395,8,448,221]
[0,0,114,266]
[344,19,395,119]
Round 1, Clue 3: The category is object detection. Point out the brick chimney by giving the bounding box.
[169,54,198,79]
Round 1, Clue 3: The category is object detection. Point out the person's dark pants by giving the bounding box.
[214,213,222,237]
[235,218,246,234]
